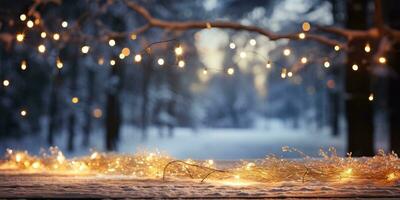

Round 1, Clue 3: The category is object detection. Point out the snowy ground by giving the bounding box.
[0,120,346,159]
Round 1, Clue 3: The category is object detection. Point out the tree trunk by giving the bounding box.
[47,71,61,145]
[345,0,374,156]
[82,69,95,147]
[105,63,121,151]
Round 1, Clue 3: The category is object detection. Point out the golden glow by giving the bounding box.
[34,19,40,25]
[203,68,208,75]
[178,60,185,68]
[227,67,235,75]
[300,57,308,64]
[302,22,311,32]
[119,53,125,59]
[130,34,137,40]
[364,43,371,53]
[26,20,34,28]
[287,71,293,77]
[20,14,27,21]
[108,39,116,47]
[324,61,330,68]
[378,56,386,64]
[81,45,90,54]
[32,161,40,169]
[110,59,116,66]
[206,22,212,29]
[20,109,27,117]
[334,45,340,51]
[40,32,47,38]
[122,48,131,56]
[174,46,183,56]
[281,68,287,79]
[134,54,142,63]
[387,173,397,181]
[3,79,10,87]
[61,21,68,28]
[157,58,165,66]
[368,93,374,101]
[283,48,291,56]
[229,42,236,49]
[249,39,257,46]
[56,58,63,69]
[53,33,60,41]
[239,51,247,58]
[15,153,22,162]
[21,60,27,70]
[352,64,358,71]
[98,57,105,65]
[71,97,79,104]
[38,44,46,53]
[93,108,102,118]
[298,32,306,39]
[16,33,24,42]
[266,61,271,69]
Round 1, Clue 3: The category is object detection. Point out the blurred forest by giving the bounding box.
[0,0,400,157]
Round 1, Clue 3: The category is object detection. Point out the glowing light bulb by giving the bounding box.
[174,46,183,56]
[40,32,47,38]
[20,14,27,21]
[287,71,293,77]
[178,60,185,68]
[61,21,68,28]
[281,68,287,79]
[324,61,330,68]
[53,33,60,41]
[352,64,358,71]
[157,58,165,66]
[334,45,340,51]
[32,161,40,169]
[71,97,79,104]
[3,80,10,87]
[283,48,291,56]
[130,34,137,40]
[208,160,214,165]
[134,54,142,63]
[364,43,371,53]
[249,39,257,46]
[227,67,235,75]
[203,68,208,75]
[387,173,397,181]
[93,108,102,118]
[16,33,24,42]
[110,59,116,66]
[298,32,306,39]
[368,93,374,101]
[239,51,247,58]
[378,56,386,64]
[26,20,34,28]
[301,57,308,64]
[266,61,271,68]
[81,45,90,54]
[108,39,116,47]
[38,44,46,53]
[20,109,27,117]
[21,60,27,70]
[34,18,40,25]
[98,57,104,65]
[56,58,63,69]
[302,22,311,32]
[122,48,130,56]
[15,153,22,162]
[119,53,125,59]
[229,42,236,49]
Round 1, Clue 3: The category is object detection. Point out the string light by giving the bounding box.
[266,61,271,68]
[119,53,125,59]
[122,48,130,56]
[249,39,256,46]
[26,20,34,28]
[287,71,293,77]
[229,42,236,49]
[281,68,287,79]
[71,97,79,104]
[53,33,60,41]
[283,48,291,56]
[157,58,165,66]
[301,57,308,64]
[130,34,137,40]
[239,51,247,58]
[40,32,47,38]
[378,56,386,64]
[110,59,116,66]
[20,109,27,117]
[302,22,311,32]
[81,45,90,54]
[178,60,185,68]
[93,108,103,118]
[56,58,63,69]
[352,64,358,71]
[108,39,116,47]
[364,43,371,53]
[368,93,374,101]
[21,60,27,70]
[134,54,142,63]
[323,61,330,68]
[19,14,27,21]
[98,57,104,65]
[61,21,68,28]
[3,79,10,87]
[16,33,24,42]
[174,46,183,56]
[203,68,208,75]
[227,67,234,75]
[38,44,46,53]
[34,19,40,25]
[334,45,340,51]
[298,32,306,39]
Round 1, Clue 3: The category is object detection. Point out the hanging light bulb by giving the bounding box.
[298,32,306,39]
[227,67,235,75]
[368,93,374,101]
[134,54,142,63]
[378,56,386,64]
[40,32,47,38]
[174,46,183,56]
[334,45,340,51]
[108,39,116,47]
[121,48,130,56]
[249,39,257,46]
[178,60,185,68]
[266,61,271,68]
[119,53,125,60]
[203,68,208,75]
[98,57,104,65]
[61,21,68,28]
[21,60,27,70]
[352,64,359,71]
[56,58,63,69]
[26,20,34,28]
[71,97,79,104]
[302,22,311,32]
[16,33,24,42]
[229,42,236,49]
[110,59,116,66]
[239,51,247,58]
[301,57,308,64]
[38,44,46,53]
[3,79,10,87]
[364,43,371,53]
[281,68,287,79]
[53,33,60,41]
[81,45,90,54]
[130,34,137,40]
[283,48,291,56]
[157,58,165,66]
[324,61,330,68]
[287,71,293,77]
[20,14,27,21]
[20,109,27,117]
